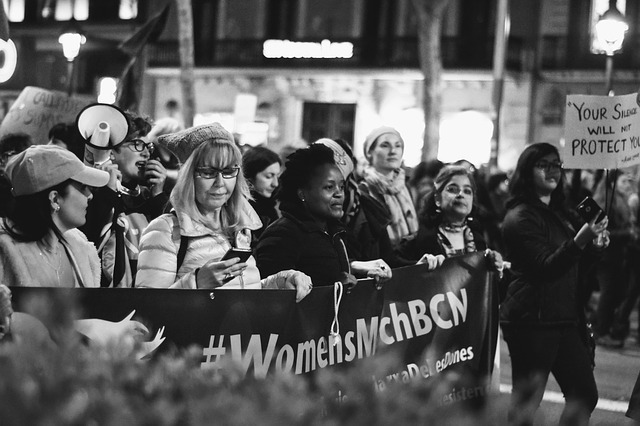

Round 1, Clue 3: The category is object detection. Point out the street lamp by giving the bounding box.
[594,0,628,96]
[58,20,86,96]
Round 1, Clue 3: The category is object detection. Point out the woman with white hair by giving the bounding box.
[136,123,312,301]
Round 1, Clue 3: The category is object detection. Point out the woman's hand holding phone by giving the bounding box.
[195,257,248,289]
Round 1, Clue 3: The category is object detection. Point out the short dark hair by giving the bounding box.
[48,122,85,160]
[410,159,444,187]
[508,142,565,208]
[242,146,281,182]
[124,111,153,140]
[277,144,336,213]
[0,133,32,155]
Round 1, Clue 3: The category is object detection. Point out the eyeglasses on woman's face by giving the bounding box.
[195,166,240,180]
[534,160,563,173]
[443,183,473,197]
[122,139,154,153]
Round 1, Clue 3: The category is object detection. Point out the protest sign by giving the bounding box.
[10,253,498,392]
[563,93,640,169]
[0,86,93,145]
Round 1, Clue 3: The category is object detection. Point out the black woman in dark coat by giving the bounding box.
[255,144,392,287]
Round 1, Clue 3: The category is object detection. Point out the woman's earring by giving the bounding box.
[435,202,441,214]
[52,204,60,213]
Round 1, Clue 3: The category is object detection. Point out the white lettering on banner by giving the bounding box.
[200,289,468,378]
[564,93,640,169]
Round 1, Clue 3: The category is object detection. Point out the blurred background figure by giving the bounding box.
[359,126,418,247]
[0,133,33,218]
[47,122,86,161]
[0,133,32,174]
[146,116,184,194]
[242,145,282,244]
[592,169,636,348]
[408,159,444,216]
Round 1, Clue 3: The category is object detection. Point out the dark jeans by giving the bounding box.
[502,324,598,426]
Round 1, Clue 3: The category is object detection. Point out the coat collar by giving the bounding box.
[174,198,262,237]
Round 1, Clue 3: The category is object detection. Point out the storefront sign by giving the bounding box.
[263,39,353,59]
[564,93,640,169]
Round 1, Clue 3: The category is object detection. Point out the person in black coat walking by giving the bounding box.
[501,142,609,426]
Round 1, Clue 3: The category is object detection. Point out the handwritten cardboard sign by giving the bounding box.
[0,86,94,145]
[564,93,640,169]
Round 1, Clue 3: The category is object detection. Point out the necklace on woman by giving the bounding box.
[37,240,62,287]
[441,221,466,233]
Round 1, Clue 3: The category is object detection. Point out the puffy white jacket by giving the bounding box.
[136,208,262,289]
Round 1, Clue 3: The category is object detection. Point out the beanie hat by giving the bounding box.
[363,126,403,161]
[6,145,110,196]
[314,138,354,179]
[156,123,234,164]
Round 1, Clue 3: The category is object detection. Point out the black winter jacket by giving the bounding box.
[255,211,349,287]
[500,198,584,325]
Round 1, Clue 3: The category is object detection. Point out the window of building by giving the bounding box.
[302,102,355,144]
[393,0,460,37]
[295,0,363,39]
[54,0,88,21]
[3,0,25,21]
[38,0,136,21]
[119,0,137,20]
[216,0,267,39]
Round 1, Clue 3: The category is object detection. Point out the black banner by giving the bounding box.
[11,252,498,384]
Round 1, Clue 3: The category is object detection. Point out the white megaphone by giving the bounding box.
[76,103,128,167]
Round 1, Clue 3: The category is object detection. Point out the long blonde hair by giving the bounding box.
[170,139,251,235]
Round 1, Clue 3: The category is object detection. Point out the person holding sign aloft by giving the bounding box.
[500,143,609,426]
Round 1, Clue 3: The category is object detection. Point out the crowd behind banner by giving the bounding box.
[0,88,636,423]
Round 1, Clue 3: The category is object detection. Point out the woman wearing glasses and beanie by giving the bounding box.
[136,123,313,302]
[501,143,609,426]
[0,145,110,287]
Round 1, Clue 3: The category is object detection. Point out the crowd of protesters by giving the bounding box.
[1,101,638,424]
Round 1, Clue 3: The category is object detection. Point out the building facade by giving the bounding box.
[2,0,640,170]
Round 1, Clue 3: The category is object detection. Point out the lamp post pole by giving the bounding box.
[58,24,85,97]
[66,60,75,96]
[604,54,614,96]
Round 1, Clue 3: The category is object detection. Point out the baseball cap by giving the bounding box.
[5,145,110,196]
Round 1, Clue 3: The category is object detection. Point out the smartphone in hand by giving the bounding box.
[576,196,605,223]
[220,247,252,263]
